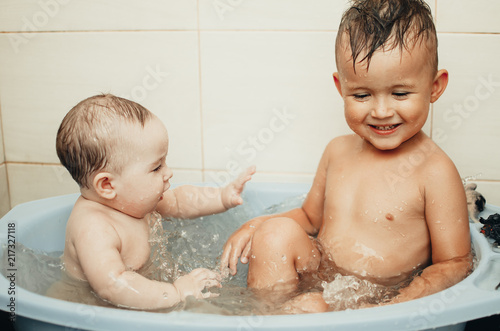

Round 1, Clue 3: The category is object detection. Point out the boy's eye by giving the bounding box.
[353,93,369,100]
[393,92,409,99]
[153,164,162,172]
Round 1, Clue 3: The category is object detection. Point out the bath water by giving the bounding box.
[1,194,413,315]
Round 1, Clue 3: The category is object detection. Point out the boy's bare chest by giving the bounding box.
[318,157,430,282]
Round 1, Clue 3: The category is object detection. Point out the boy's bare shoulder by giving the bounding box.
[412,136,461,181]
[324,134,360,156]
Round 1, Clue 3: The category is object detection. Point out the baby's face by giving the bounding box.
[334,39,438,151]
[113,116,173,218]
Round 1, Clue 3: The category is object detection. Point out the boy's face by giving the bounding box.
[333,38,446,151]
[112,116,173,218]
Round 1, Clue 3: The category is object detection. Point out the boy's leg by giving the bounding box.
[247,217,320,291]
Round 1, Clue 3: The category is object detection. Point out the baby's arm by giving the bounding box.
[157,166,255,219]
[75,218,220,309]
[391,157,472,303]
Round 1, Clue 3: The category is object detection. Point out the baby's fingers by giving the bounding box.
[234,166,256,187]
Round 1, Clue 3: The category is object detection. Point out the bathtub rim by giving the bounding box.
[0,183,498,331]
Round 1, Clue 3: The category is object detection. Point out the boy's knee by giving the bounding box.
[252,217,304,249]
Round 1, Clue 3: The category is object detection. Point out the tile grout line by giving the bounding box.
[0,103,12,210]
[196,0,206,181]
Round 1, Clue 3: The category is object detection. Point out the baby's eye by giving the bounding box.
[153,164,162,172]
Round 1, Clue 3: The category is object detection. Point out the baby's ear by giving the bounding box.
[430,69,449,103]
[93,172,117,200]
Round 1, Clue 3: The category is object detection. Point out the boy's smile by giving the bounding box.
[333,38,448,151]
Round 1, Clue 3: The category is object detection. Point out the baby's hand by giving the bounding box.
[221,166,256,209]
[173,268,221,301]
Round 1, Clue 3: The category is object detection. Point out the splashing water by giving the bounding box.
[321,274,397,310]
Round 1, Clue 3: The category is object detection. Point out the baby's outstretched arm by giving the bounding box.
[157,166,255,219]
[76,218,220,309]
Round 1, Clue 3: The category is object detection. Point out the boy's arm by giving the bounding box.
[157,166,255,219]
[391,157,472,303]
[221,141,333,275]
[75,218,220,309]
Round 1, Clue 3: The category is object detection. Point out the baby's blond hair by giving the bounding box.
[56,94,152,188]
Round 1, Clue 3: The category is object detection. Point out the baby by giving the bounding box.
[52,94,254,310]
[221,0,472,312]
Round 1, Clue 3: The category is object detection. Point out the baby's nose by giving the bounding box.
[163,166,173,181]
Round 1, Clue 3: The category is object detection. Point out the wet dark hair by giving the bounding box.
[56,94,153,188]
[336,0,437,73]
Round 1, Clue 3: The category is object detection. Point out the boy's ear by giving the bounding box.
[93,172,117,200]
[333,72,343,97]
[430,69,449,103]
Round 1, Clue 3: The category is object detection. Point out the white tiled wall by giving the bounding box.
[0,0,498,216]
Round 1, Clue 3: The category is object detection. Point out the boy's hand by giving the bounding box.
[221,166,256,209]
[220,218,263,275]
[173,268,221,301]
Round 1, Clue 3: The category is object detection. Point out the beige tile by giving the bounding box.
[0,114,4,164]
[0,31,202,169]
[436,0,500,33]
[200,0,435,31]
[200,31,350,174]
[8,163,79,207]
[0,164,10,217]
[169,169,203,186]
[199,0,345,30]
[0,0,197,32]
[433,34,500,181]
[203,169,313,192]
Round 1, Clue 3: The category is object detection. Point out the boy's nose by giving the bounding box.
[371,98,394,119]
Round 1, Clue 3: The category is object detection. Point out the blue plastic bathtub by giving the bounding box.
[0,182,499,331]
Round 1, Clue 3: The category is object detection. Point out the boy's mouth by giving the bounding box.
[369,123,401,135]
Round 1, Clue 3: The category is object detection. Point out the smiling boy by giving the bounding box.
[221,0,472,311]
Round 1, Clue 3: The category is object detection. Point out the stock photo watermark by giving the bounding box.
[435,73,500,140]
[385,73,500,192]
[207,106,296,186]
[7,0,71,54]
[120,65,169,103]
[407,283,467,330]
[212,0,245,21]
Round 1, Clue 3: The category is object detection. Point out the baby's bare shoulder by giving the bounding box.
[68,198,121,242]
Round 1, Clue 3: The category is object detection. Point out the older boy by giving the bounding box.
[221,0,471,311]
[54,94,255,309]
